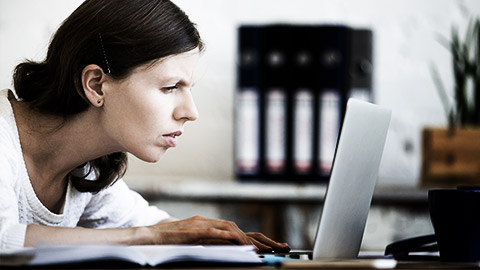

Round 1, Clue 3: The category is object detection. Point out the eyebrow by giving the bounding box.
[164,77,195,88]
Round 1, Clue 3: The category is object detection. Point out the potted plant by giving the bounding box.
[421,17,480,187]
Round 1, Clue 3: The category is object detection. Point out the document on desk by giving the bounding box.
[0,244,263,267]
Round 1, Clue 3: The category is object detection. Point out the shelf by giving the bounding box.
[127,178,428,205]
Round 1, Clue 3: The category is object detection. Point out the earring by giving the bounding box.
[97,99,102,105]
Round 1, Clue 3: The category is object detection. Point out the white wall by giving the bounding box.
[1,0,479,187]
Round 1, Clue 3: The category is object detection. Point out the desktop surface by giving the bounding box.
[4,260,480,270]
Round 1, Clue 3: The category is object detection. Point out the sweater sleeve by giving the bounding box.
[77,179,171,228]
[0,150,27,250]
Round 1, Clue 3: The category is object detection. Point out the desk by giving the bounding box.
[282,260,480,269]
[8,261,480,270]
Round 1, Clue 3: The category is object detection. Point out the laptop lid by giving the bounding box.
[312,98,391,260]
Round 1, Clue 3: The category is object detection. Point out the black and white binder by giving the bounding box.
[262,25,291,178]
[348,29,373,102]
[291,26,316,179]
[316,25,351,178]
[235,26,263,180]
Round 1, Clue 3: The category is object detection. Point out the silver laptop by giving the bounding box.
[312,98,391,259]
[275,98,391,260]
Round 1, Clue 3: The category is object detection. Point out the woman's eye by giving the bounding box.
[162,86,178,93]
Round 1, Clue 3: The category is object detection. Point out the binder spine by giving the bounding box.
[348,29,373,102]
[291,26,316,179]
[235,26,263,180]
[316,26,351,179]
[261,25,291,179]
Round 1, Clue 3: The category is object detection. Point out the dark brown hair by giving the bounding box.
[13,0,203,192]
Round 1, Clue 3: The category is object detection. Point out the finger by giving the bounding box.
[216,220,253,246]
[248,237,271,253]
[194,227,251,246]
[246,232,291,252]
[195,239,236,245]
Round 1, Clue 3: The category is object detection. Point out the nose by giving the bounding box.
[174,90,199,122]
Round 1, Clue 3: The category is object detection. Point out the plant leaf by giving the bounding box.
[429,64,453,125]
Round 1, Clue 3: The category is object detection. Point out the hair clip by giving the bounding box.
[96,33,111,74]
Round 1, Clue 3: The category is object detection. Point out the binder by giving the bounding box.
[348,29,373,102]
[261,25,292,179]
[235,26,263,180]
[291,26,317,180]
[315,25,351,179]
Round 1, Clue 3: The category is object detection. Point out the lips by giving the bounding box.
[162,131,183,147]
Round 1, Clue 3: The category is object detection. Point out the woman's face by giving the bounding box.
[101,48,200,162]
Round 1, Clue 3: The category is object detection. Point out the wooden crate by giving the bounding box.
[421,128,480,187]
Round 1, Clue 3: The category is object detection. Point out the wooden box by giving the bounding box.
[421,128,480,187]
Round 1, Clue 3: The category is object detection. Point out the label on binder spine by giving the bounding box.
[265,89,286,173]
[235,88,260,174]
[319,91,340,175]
[349,87,371,102]
[293,89,314,173]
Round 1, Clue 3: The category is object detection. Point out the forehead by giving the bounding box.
[135,48,200,79]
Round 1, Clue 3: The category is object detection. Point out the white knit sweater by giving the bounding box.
[0,89,170,250]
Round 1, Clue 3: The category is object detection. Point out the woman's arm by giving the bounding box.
[27,217,248,247]
[25,224,144,246]
[25,216,253,246]
[25,216,290,252]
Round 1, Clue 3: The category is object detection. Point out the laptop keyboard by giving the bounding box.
[259,250,313,260]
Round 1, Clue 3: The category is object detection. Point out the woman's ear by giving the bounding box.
[81,64,107,107]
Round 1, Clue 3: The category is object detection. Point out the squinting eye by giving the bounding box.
[162,85,178,93]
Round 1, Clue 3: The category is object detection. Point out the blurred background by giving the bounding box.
[1,0,479,251]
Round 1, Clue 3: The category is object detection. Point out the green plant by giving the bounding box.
[431,17,480,128]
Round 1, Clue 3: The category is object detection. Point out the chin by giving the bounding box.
[134,148,168,163]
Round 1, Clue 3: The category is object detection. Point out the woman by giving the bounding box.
[0,0,290,253]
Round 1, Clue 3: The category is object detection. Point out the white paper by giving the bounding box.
[1,244,262,266]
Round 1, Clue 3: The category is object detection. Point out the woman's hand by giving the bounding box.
[246,232,290,253]
[144,216,290,253]
[146,216,253,246]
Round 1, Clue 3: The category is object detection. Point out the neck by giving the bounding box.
[12,101,122,185]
